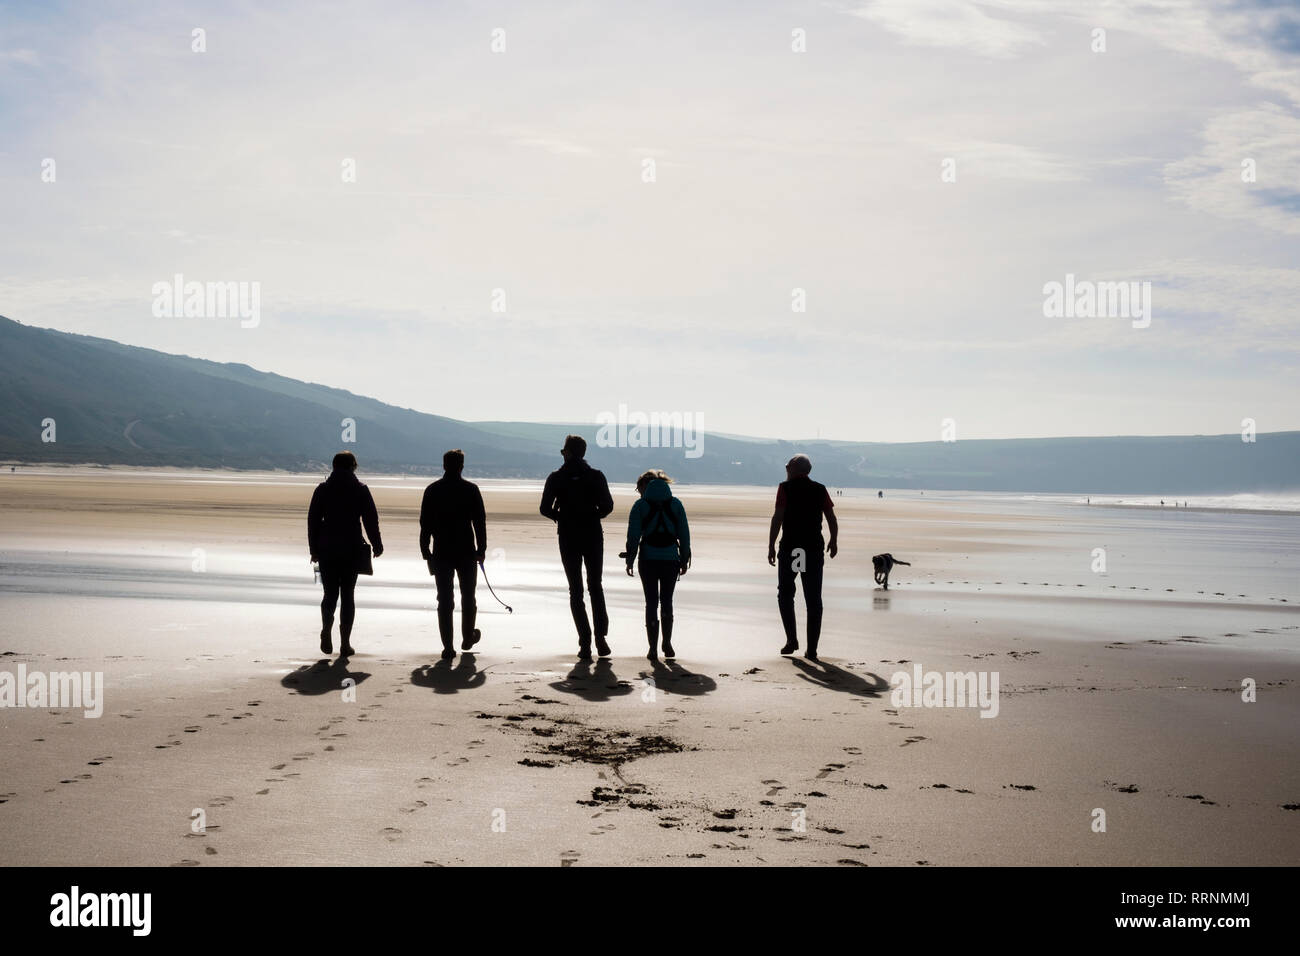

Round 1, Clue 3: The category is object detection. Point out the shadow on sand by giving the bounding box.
[281,655,371,696]
[548,658,635,702]
[790,657,890,697]
[410,652,486,694]
[636,659,718,696]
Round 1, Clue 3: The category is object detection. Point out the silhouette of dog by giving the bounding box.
[872,553,910,589]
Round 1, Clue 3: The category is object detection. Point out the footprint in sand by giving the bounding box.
[399,800,429,814]
[204,847,217,856]
[560,849,581,867]
[762,779,786,797]
[209,795,235,807]
[381,827,402,842]
[184,726,201,733]
[900,736,928,747]
[171,859,202,867]
[816,763,847,780]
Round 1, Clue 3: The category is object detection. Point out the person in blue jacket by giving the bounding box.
[623,470,691,661]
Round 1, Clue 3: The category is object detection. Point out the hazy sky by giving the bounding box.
[2,0,1298,442]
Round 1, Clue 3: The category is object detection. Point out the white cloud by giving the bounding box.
[1163,104,1300,234]
[929,139,1085,181]
[0,48,38,66]
[849,0,1046,59]
[509,135,594,156]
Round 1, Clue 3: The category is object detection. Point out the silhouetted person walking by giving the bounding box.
[624,470,691,661]
[420,449,487,661]
[767,453,838,660]
[308,451,383,656]
[540,435,614,660]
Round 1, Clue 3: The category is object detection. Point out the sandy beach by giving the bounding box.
[0,468,1296,866]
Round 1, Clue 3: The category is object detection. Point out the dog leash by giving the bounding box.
[479,560,513,613]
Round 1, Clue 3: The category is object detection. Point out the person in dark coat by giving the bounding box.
[766,453,838,660]
[308,451,383,656]
[419,449,487,661]
[539,434,614,660]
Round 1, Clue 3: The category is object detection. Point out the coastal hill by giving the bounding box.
[1,315,1294,493]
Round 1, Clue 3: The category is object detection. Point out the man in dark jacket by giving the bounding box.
[308,451,383,656]
[420,449,487,660]
[539,435,614,659]
[766,453,838,660]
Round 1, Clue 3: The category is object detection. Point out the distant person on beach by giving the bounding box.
[420,449,487,661]
[307,451,383,657]
[878,490,883,498]
[623,469,691,661]
[767,454,838,660]
[540,435,614,660]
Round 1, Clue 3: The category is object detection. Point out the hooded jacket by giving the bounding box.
[625,478,690,564]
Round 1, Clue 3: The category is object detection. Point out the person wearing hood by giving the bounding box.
[539,435,615,660]
[307,451,383,656]
[624,470,691,661]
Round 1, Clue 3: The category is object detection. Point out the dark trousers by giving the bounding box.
[432,554,477,649]
[777,544,824,649]
[559,536,607,644]
[639,558,679,637]
[320,561,359,641]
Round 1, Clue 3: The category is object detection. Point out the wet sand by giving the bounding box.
[0,468,1297,865]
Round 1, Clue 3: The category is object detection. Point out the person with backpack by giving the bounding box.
[539,435,615,660]
[307,451,384,657]
[766,453,838,660]
[623,470,691,661]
